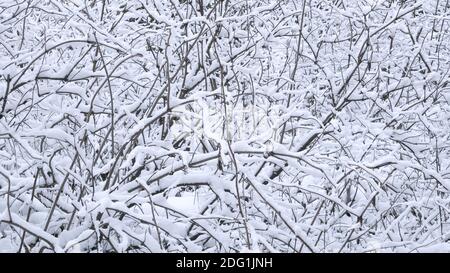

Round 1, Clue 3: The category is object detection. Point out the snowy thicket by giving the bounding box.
[1,0,450,253]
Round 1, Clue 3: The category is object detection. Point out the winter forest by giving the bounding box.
[1,0,450,253]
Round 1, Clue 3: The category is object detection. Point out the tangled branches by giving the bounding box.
[1,0,450,253]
